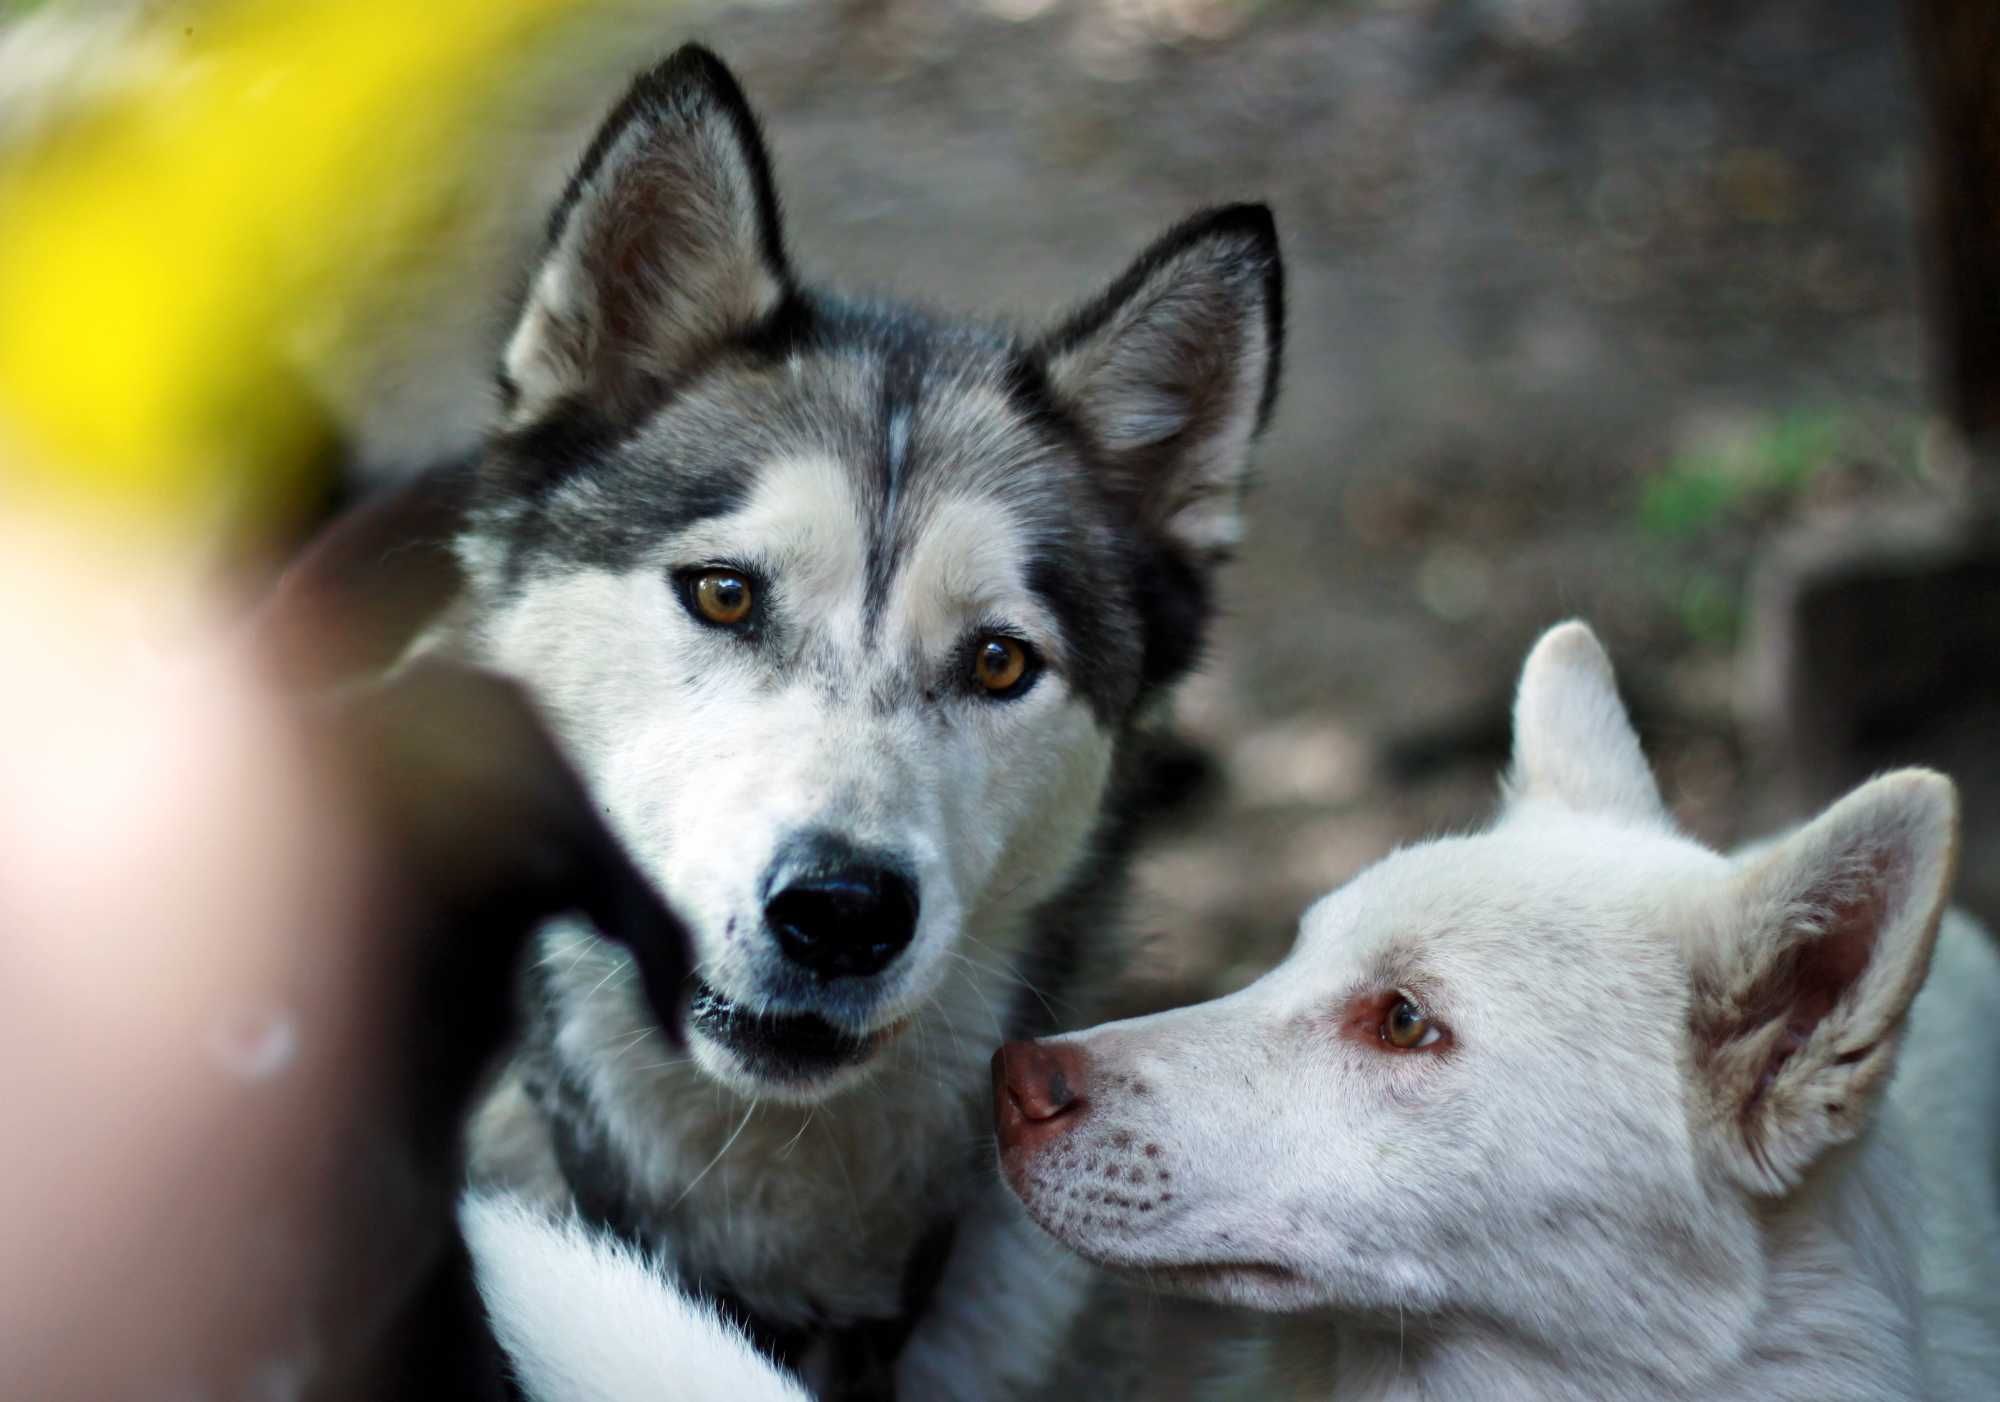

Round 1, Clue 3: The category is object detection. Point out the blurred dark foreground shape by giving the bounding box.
[300,657,696,1401]
[6,649,693,1402]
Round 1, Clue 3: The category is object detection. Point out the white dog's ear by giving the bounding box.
[1503,621,1665,823]
[500,45,791,426]
[1687,770,1957,1195]
[1039,204,1283,560]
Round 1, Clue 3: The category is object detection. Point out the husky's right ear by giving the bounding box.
[1040,204,1283,563]
[1503,620,1667,825]
[500,45,791,426]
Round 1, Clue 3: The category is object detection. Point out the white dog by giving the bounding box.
[995,621,2000,1400]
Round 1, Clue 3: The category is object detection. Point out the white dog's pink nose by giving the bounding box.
[992,1040,1089,1153]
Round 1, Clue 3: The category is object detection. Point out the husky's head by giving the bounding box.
[444,48,1281,1104]
[997,622,1956,1377]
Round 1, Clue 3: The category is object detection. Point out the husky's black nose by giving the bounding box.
[763,834,919,980]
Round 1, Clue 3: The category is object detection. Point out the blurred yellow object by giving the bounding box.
[0,0,582,542]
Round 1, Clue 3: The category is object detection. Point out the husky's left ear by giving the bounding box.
[1503,621,1667,824]
[500,45,791,426]
[1688,770,1957,1195]
[1040,204,1283,561]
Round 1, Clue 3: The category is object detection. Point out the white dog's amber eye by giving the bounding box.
[972,635,1035,698]
[692,570,753,626]
[1383,995,1438,1050]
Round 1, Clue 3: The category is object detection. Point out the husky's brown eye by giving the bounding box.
[972,635,1035,698]
[691,570,753,627]
[1383,995,1437,1050]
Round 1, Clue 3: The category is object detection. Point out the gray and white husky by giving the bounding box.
[298,43,1283,1398]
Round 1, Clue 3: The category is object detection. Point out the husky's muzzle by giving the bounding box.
[689,830,921,1085]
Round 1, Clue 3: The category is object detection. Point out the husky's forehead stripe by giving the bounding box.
[858,325,993,633]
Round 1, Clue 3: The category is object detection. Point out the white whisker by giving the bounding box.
[672,1100,757,1210]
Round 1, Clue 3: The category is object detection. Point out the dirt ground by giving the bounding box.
[645,0,1970,1009]
[315,0,1984,1006]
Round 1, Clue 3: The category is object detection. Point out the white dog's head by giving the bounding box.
[996,621,1955,1371]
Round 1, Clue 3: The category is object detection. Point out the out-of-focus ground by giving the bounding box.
[55,0,1965,1005]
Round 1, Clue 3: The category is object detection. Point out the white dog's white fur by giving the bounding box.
[1003,621,2000,1400]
